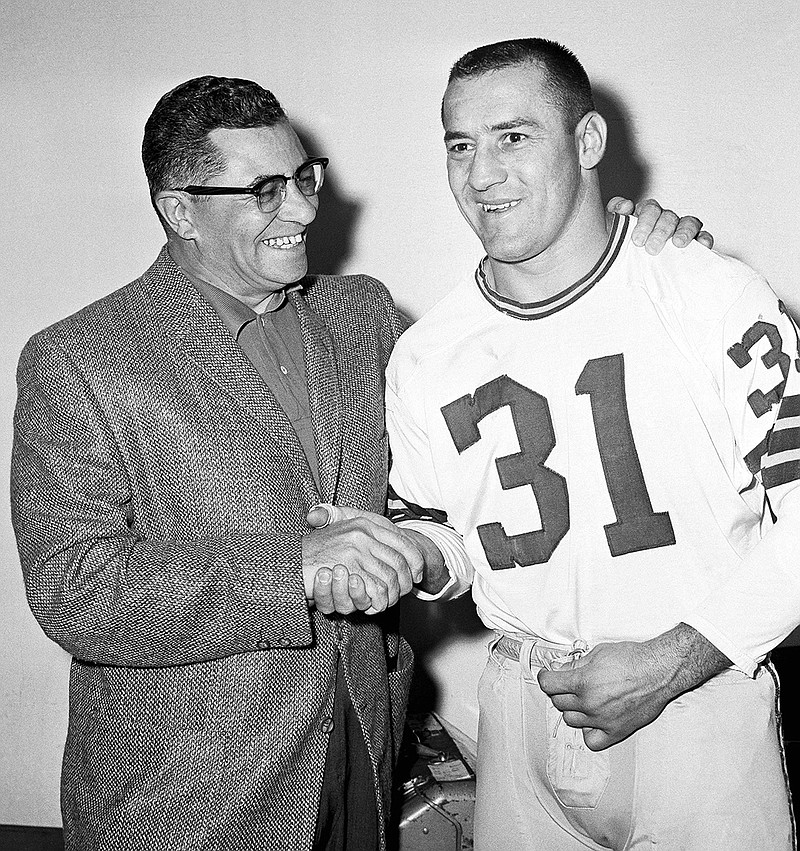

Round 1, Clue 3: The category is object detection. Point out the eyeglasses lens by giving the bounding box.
[296,161,325,196]
[256,178,285,213]
[255,161,325,212]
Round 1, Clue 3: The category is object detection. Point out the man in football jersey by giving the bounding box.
[378,38,798,850]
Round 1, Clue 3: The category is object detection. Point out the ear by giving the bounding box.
[575,111,607,171]
[154,190,198,240]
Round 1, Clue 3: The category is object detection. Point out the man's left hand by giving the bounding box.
[607,197,714,254]
[537,639,677,751]
[538,624,731,751]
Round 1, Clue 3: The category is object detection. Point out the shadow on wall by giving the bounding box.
[398,593,487,714]
[295,125,360,276]
[594,86,649,208]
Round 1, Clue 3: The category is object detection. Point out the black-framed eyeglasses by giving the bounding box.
[176,157,329,214]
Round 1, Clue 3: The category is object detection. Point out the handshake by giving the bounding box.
[302,505,438,616]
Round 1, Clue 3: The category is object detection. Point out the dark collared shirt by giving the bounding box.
[191,279,376,848]
[191,279,321,491]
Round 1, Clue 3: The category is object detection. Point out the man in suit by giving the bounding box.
[11,75,426,851]
[11,74,702,850]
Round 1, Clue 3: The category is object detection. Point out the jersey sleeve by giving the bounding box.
[684,278,800,674]
[385,370,474,600]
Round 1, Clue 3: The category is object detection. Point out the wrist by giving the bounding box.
[646,623,731,700]
[403,529,450,594]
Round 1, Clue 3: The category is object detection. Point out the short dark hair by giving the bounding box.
[142,75,287,198]
[447,38,595,130]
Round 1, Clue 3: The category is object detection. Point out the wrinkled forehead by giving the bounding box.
[207,123,308,178]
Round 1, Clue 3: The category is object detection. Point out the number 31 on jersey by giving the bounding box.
[441,353,675,570]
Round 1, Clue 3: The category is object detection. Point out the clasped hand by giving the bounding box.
[537,639,674,751]
[301,505,424,616]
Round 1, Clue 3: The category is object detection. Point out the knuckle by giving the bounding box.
[653,213,677,233]
[635,198,657,216]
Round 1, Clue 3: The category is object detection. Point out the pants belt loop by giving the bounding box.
[519,637,538,682]
[488,632,504,658]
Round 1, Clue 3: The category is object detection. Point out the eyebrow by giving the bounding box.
[246,161,307,188]
[444,116,544,142]
[247,171,282,188]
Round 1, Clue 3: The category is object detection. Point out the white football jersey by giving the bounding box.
[387,215,800,673]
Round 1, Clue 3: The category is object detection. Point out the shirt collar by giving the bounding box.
[189,279,303,339]
[475,213,630,321]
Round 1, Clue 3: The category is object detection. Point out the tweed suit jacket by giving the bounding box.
[11,247,413,851]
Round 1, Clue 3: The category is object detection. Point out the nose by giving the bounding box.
[277,180,318,226]
[468,145,506,192]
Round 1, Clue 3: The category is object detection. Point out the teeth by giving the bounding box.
[263,233,304,248]
[481,200,520,212]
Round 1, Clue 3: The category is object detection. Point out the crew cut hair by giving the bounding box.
[142,75,287,198]
[447,38,595,130]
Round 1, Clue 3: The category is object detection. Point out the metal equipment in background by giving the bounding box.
[396,713,476,851]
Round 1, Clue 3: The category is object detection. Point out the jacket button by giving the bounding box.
[256,639,271,649]
[321,717,335,733]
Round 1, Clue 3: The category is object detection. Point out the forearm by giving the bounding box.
[17,527,313,667]
[646,622,731,701]
[397,520,474,600]
[685,488,800,673]
[12,339,314,667]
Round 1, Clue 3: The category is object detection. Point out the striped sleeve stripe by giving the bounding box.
[754,394,800,488]
[744,434,770,475]
[777,394,800,420]
[743,395,800,486]
[387,485,449,525]
[763,460,800,489]
[768,426,800,454]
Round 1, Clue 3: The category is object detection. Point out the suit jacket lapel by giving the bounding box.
[141,249,320,499]
[290,289,342,504]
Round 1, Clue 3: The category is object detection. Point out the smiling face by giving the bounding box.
[443,62,587,268]
[176,123,318,305]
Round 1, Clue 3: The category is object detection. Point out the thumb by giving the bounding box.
[306,504,334,528]
[306,503,367,528]
[582,727,612,752]
[538,652,589,694]
[550,654,585,672]
[606,195,634,215]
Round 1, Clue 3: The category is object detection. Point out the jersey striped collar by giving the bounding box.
[475,213,630,320]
